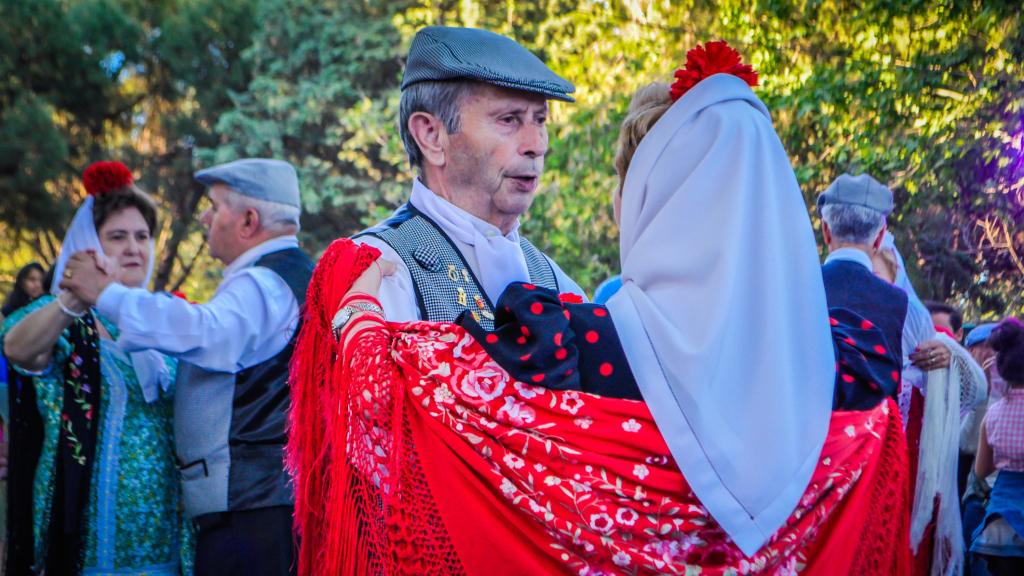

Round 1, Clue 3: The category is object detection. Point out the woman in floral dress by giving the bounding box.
[3,162,190,575]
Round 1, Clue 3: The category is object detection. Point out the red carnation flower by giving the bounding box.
[669,40,758,102]
[82,161,134,196]
[558,293,584,305]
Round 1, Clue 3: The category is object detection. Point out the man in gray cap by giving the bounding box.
[817,172,953,395]
[61,158,313,575]
[349,26,584,332]
[817,172,910,409]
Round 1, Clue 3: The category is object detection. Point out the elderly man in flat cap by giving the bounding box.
[61,158,314,576]
[817,172,911,411]
[351,26,584,331]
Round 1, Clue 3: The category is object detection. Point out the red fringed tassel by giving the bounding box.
[287,239,380,576]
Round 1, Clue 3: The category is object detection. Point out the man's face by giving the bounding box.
[199,184,244,265]
[931,311,963,340]
[444,85,549,226]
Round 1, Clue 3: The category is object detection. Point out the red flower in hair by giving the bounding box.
[82,161,134,196]
[669,40,758,102]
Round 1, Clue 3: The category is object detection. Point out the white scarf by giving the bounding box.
[606,75,835,556]
[52,195,169,403]
[411,179,531,304]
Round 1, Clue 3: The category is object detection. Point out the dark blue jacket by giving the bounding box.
[822,258,908,410]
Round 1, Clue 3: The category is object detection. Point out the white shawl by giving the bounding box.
[606,74,835,556]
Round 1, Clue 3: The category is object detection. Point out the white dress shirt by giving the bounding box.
[357,179,585,322]
[96,235,302,374]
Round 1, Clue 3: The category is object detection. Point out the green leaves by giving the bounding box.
[3,0,1020,315]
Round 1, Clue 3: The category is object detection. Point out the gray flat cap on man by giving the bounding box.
[401,26,575,102]
[195,158,301,209]
[816,173,894,216]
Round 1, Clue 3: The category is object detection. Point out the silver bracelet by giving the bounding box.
[332,301,385,342]
[56,294,87,318]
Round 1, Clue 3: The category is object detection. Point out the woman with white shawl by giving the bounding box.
[874,233,987,576]
[297,41,915,575]
[2,162,189,574]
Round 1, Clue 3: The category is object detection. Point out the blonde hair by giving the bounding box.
[614,82,673,194]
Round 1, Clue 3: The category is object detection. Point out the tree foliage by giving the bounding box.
[2,0,1021,318]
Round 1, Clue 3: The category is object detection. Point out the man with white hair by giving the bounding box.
[61,158,313,575]
[817,173,910,410]
[350,26,584,330]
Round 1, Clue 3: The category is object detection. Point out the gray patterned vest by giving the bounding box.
[356,203,558,330]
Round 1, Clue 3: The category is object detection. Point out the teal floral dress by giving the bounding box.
[2,296,192,574]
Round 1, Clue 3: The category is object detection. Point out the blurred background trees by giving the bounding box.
[2,0,1021,319]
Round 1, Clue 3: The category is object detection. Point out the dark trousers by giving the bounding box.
[194,506,296,576]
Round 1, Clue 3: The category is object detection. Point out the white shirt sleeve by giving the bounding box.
[353,235,422,322]
[96,268,299,373]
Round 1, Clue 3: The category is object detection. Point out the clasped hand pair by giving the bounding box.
[58,250,121,310]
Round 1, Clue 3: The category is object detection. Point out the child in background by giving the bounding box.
[972,318,1024,575]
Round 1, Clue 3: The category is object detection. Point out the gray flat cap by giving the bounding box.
[816,173,894,215]
[401,26,575,102]
[195,158,301,209]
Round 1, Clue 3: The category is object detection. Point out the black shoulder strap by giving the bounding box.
[253,247,315,306]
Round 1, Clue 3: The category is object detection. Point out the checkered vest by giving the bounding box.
[356,203,558,330]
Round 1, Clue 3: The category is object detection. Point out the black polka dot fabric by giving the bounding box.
[457,282,642,400]
[830,307,902,411]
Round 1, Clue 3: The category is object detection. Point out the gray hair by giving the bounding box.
[223,188,301,233]
[820,204,886,245]
[399,80,479,169]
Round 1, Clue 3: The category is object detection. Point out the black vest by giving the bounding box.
[356,203,559,329]
[822,258,908,410]
[175,246,314,517]
[229,247,314,508]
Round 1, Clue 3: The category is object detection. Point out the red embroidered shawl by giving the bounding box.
[288,240,910,575]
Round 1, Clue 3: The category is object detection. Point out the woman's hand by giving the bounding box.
[348,258,397,297]
[910,340,951,371]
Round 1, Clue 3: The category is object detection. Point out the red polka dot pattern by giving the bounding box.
[530,302,544,315]
[585,331,599,344]
[599,363,613,377]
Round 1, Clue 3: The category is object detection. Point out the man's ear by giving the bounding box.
[238,207,261,239]
[408,112,448,168]
[822,221,832,246]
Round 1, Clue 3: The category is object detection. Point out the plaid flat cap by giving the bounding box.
[401,26,575,102]
[816,173,894,216]
[195,158,301,209]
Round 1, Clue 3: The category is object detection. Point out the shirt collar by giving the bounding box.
[824,247,873,271]
[223,235,300,278]
[409,178,520,244]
